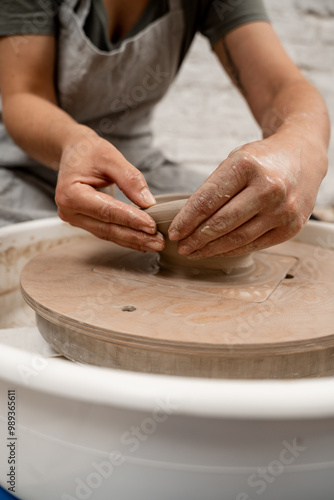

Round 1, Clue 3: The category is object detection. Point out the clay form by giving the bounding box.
[20,233,334,379]
[145,194,254,275]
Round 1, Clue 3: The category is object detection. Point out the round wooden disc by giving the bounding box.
[20,235,334,379]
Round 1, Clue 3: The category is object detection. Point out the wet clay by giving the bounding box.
[20,234,334,379]
[145,194,254,275]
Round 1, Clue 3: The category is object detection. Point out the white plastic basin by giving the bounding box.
[1,218,334,500]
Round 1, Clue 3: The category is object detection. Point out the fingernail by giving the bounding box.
[168,229,180,241]
[141,188,156,206]
[146,240,164,251]
[140,224,156,234]
[187,251,202,260]
[178,245,191,256]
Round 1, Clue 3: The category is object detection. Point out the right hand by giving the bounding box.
[55,130,165,253]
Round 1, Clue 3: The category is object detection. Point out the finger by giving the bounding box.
[185,215,276,259]
[218,220,305,257]
[217,227,291,257]
[62,212,165,252]
[100,151,156,209]
[168,156,248,241]
[177,185,263,255]
[57,184,157,235]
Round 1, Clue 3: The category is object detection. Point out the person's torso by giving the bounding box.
[56,0,185,166]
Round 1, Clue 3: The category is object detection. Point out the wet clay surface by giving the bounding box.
[93,249,296,303]
[0,234,87,329]
[20,234,334,378]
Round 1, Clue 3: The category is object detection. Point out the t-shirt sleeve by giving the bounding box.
[0,0,57,37]
[200,0,270,47]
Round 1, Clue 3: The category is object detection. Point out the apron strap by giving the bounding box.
[62,0,91,25]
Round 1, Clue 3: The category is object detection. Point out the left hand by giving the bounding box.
[168,136,326,258]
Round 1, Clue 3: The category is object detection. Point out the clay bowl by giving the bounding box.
[145,194,254,275]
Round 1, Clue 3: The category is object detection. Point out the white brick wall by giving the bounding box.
[152,0,334,206]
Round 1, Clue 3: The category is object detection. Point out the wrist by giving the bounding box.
[264,127,328,180]
[56,125,101,170]
[60,124,99,152]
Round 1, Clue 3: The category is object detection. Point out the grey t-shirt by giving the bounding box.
[0,0,270,64]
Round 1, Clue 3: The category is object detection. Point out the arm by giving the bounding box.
[169,22,330,257]
[0,35,164,252]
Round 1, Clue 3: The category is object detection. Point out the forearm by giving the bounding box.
[215,22,330,168]
[2,92,95,169]
[260,79,330,176]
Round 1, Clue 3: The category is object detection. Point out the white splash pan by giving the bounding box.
[1,218,334,500]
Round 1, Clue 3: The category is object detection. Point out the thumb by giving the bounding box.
[109,156,156,208]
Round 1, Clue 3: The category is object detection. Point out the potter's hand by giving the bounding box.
[168,138,326,258]
[56,133,164,252]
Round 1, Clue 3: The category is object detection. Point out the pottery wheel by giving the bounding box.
[20,235,334,379]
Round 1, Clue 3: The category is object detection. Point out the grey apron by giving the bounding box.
[0,0,207,226]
